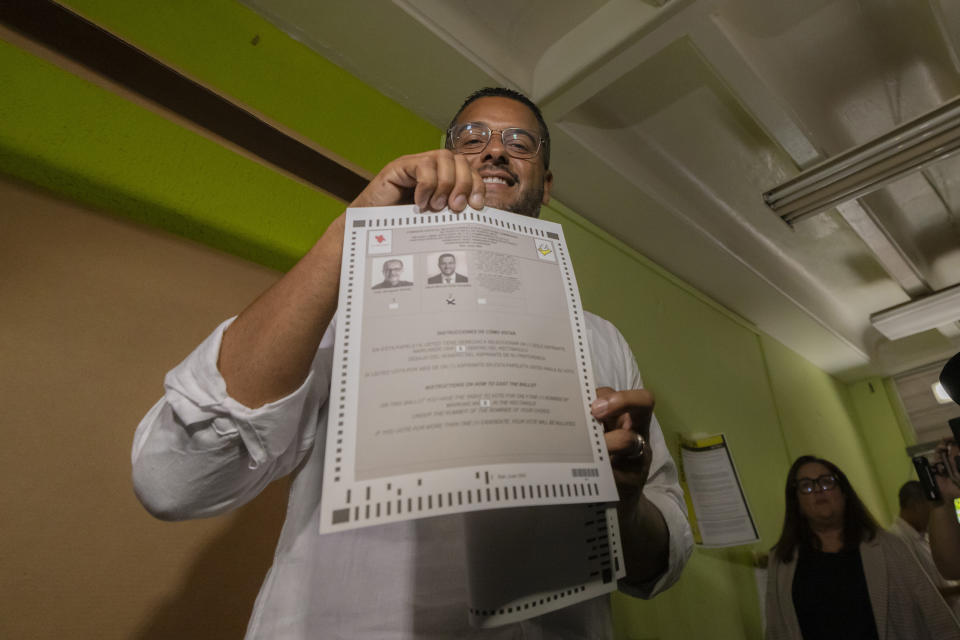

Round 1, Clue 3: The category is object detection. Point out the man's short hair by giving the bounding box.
[445,87,551,170]
[383,259,403,270]
[438,253,455,263]
[899,480,926,508]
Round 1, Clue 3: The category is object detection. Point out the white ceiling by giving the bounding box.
[240,0,960,385]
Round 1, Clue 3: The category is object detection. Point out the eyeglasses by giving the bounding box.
[795,474,838,494]
[446,122,544,159]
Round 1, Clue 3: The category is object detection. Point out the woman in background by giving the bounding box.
[765,455,959,640]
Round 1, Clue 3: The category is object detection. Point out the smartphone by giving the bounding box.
[914,455,942,502]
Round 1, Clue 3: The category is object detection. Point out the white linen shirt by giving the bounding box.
[132,311,693,639]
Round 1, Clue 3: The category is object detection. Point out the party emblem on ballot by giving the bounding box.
[368,229,392,254]
[536,240,556,262]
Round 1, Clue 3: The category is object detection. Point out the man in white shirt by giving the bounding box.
[889,480,960,615]
[132,87,693,638]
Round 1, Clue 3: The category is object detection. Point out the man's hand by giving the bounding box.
[592,386,669,585]
[592,386,654,498]
[351,149,485,212]
[222,149,486,407]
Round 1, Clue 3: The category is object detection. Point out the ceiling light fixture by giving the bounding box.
[763,95,960,225]
[933,382,954,405]
[870,283,960,340]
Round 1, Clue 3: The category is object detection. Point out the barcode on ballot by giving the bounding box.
[572,468,599,477]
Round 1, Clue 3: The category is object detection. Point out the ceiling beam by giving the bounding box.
[686,17,820,167]
[835,200,930,297]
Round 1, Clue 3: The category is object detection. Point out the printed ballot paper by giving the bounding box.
[319,205,626,625]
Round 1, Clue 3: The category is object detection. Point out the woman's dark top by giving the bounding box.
[791,545,879,640]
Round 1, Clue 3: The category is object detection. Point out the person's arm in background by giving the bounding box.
[930,438,960,579]
[132,151,486,519]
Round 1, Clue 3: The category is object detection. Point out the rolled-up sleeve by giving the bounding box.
[132,316,334,520]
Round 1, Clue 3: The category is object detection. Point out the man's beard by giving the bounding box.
[503,184,544,218]
[479,161,544,218]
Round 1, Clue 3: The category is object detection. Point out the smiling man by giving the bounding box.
[444,91,553,217]
[132,87,692,639]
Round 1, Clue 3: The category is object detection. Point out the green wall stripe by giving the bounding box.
[59,0,440,175]
[0,1,370,202]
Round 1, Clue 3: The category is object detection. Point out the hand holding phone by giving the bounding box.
[913,455,942,501]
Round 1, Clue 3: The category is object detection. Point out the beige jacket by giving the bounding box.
[765,531,960,640]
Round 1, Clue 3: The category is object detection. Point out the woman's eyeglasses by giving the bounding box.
[795,474,838,494]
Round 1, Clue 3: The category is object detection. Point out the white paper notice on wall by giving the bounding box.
[680,433,760,548]
[319,204,620,534]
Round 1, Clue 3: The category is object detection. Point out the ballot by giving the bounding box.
[319,204,626,625]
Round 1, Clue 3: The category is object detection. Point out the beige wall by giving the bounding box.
[1,177,289,639]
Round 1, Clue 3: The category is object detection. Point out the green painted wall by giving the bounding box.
[544,202,906,639]
[1,2,916,638]
[758,335,891,522]
[848,377,916,521]
[544,201,786,639]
